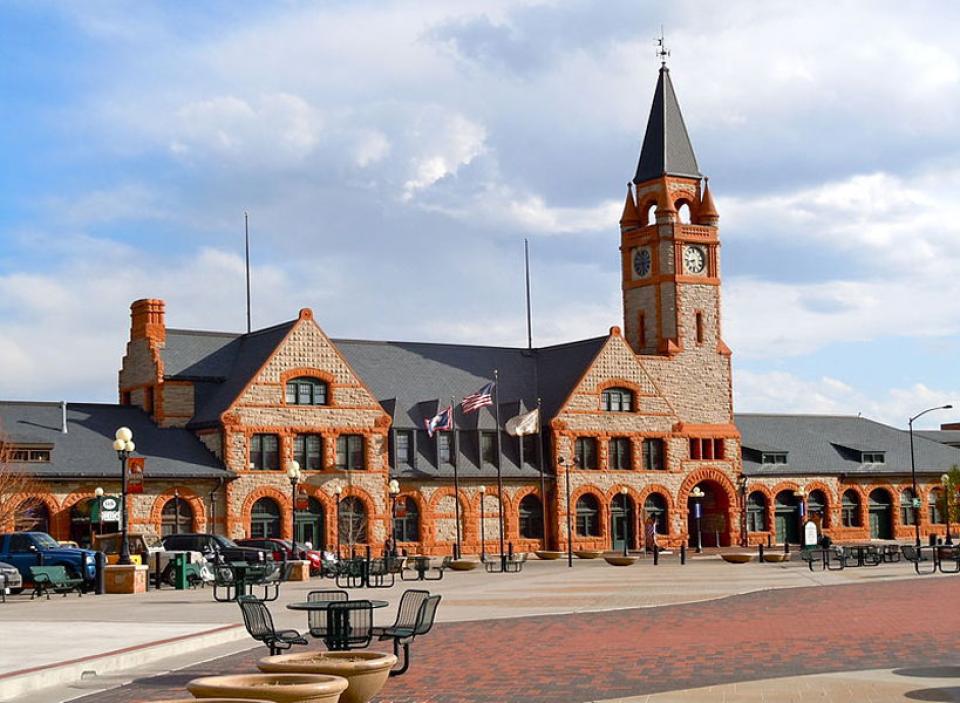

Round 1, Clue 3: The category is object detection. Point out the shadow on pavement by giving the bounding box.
[896,667,960,679]
[904,687,960,701]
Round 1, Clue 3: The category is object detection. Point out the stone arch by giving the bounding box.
[570,485,607,541]
[641,199,658,225]
[336,487,377,549]
[279,367,338,406]
[427,486,471,544]
[674,197,695,224]
[149,487,207,533]
[839,484,868,528]
[680,469,739,547]
[678,468,738,513]
[55,490,99,540]
[4,492,60,533]
[239,486,290,540]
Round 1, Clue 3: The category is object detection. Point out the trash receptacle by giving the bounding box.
[174,553,189,590]
[930,534,938,547]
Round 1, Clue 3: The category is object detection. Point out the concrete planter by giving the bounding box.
[762,553,790,563]
[534,550,563,560]
[721,553,754,564]
[187,673,348,703]
[574,550,604,559]
[449,559,479,571]
[156,699,273,703]
[104,564,149,594]
[259,651,398,703]
[603,555,638,566]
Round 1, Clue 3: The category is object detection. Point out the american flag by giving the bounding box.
[424,405,453,438]
[461,382,495,414]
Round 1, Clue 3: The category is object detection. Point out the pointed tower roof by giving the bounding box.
[619,183,640,227]
[633,66,700,183]
[700,178,718,219]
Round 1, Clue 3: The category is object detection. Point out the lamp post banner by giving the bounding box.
[295,487,309,510]
[693,502,701,519]
[127,457,145,494]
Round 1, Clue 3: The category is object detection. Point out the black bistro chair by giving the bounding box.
[372,589,430,640]
[325,600,374,651]
[237,595,308,656]
[306,589,349,640]
[379,594,441,676]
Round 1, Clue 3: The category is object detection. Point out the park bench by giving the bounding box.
[29,565,84,600]
[237,594,307,656]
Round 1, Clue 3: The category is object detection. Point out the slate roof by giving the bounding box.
[916,430,960,448]
[736,413,960,477]
[0,402,229,479]
[634,65,701,183]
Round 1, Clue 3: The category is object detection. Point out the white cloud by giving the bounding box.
[735,370,959,429]
[402,110,487,197]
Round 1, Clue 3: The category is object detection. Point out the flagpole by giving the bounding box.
[537,397,547,547]
[450,396,462,560]
[493,369,505,569]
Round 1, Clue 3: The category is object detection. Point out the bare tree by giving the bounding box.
[0,424,36,531]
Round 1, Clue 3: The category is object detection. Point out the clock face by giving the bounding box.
[683,246,706,275]
[632,247,652,278]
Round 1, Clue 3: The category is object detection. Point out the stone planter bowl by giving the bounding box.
[449,559,479,571]
[259,651,398,703]
[187,673,348,703]
[721,553,754,564]
[534,550,563,560]
[156,699,274,703]
[574,550,604,559]
[603,555,638,566]
[762,552,789,563]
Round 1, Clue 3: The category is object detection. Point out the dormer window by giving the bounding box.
[285,377,328,406]
[9,446,52,463]
[762,452,788,465]
[601,388,633,412]
[861,451,885,464]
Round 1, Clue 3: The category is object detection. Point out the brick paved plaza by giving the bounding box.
[19,558,956,703]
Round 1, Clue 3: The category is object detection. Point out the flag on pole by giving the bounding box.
[424,405,453,437]
[461,382,495,414]
[505,408,540,437]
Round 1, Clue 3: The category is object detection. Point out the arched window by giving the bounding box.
[393,496,420,543]
[746,492,767,532]
[519,494,544,539]
[161,496,194,536]
[250,497,281,539]
[339,496,368,545]
[929,489,945,524]
[285,377,328,406]
[15,499,50,533]
[841,490,861,527]
[600,388,633,412]
[645,203,657,225]
[900,489,917,526]
[295,497,325,550]
[677,201,692,224]
[575,494,600,537]
[807,489,829,528]
[643,493,668,535]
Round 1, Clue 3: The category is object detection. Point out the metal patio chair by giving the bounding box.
[237,594,307,656]
[306,589,349,640]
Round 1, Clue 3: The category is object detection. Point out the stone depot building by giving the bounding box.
[3,65,959,554]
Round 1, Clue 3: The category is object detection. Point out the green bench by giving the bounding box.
[30,565,84,600]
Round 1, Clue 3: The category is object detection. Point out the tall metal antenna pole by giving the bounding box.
[244,212,252,333]
[524,239,533,351]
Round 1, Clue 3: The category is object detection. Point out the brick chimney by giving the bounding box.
[130,298,166,344]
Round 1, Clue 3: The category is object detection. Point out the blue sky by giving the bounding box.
[1,0,958,428]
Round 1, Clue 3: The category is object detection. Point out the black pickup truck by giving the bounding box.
[160,533,268,564]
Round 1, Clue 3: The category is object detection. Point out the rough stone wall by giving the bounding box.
[119,338,160,391]
[160,382,194,428]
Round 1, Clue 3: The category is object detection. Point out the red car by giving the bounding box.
[236,538,323,575]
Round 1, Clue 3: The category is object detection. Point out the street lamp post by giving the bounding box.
[287,461,301,559]
[94,486,104,543]
[619,486,630,556]
[559,457,575,568]
[388,479,400,557]
[737,475,748,548]
[794,488,807,546]
[111,427,135,566]
[942,474,953,546]
[334,485,343,559]
[909,404,953,548]
[479,485,487,562]
[691,486,705,554]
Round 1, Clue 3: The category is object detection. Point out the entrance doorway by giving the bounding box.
[295,497,325,550]
[686,482,731,548]
[868,489,893,539]
[610,493,635,552]
[774,491,801,544]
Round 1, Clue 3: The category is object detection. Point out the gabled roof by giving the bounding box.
[634,66,700,183]
[737,413,960,477]
[916,430,960,448]
[0,402,229,479]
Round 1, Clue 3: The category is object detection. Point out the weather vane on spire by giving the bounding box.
[656,25,670,66]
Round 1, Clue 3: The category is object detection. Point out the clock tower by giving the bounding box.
[620,62,724,359]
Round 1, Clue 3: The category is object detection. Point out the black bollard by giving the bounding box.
[680,543,687,565]
[783,541,790,555]
[508,542,514,559]
[653,544,659,565]
[154,552,163,590]
[758,543,764,561]
[767,533,772,547]
[95,551,106,595]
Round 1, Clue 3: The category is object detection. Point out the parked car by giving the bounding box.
[93,532,211,585]
[160,533,268,564]
[0,561,23,593]
[0,532,98,589]
[236,538,324,575]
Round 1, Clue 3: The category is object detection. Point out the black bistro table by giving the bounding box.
[287,599,389,650]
